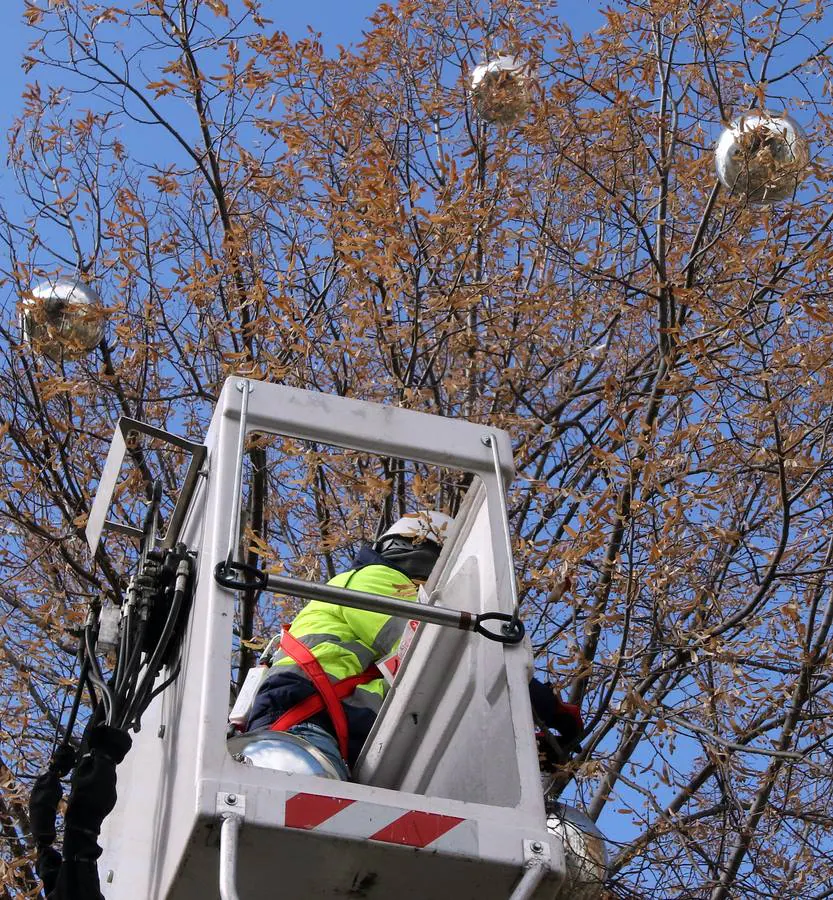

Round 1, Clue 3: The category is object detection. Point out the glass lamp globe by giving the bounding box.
[227,730,343,780]
[470,56,532,126]
[21,277,105,361]
[545,801,608,900]
[715,111,809,204]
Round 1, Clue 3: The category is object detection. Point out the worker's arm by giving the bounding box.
[528,677,583,743]
[337,565,417,658]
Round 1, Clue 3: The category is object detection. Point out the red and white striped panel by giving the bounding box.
[284,792,478,854]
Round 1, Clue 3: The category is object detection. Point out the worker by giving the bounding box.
[237,510,583,779]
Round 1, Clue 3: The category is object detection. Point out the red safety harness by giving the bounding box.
[268,625,380,761]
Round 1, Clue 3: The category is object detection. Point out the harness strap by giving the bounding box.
[269,625,378,760]
[268,669,380,746]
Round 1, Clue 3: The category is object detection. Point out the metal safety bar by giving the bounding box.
[219,814,242,900]
[508,862,547,900]
[85,418,206,555]
[482,433,521,625]
[225,381,251,569]
[268,573,471,630]
[213,562,524,643]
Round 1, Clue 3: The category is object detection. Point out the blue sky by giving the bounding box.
[0,9,30,143]
[0,3,605,162]
[0,3,384,174]
[0,2,606,280]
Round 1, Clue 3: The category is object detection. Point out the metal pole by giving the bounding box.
[225,379,251,568]
[482,433,520,621]
[508,862,547,900]
[219,813,242,900]
[265,573,475,632]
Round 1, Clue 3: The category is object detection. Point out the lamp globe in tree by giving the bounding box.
[545,802,608,900]
[470,55,532,126]
[715,111,810,204]
[21,277,106,361]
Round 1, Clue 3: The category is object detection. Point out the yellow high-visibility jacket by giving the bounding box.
[247,560,416,764]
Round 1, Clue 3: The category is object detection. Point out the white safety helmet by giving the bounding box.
[377,510,455,547]
[374,510,454,582]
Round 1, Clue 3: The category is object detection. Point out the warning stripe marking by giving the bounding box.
[368,810,465,848]
[284,792,477,853]
[427,818,479,854]
[315,798,403,835]
[285,793,355,829]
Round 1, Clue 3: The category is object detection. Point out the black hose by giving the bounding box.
[118,622,147,731]
[59,656,89,748]
[84,666,100,713]
[84,626,114,724]
[114,601,131,695]
[119,577,185,730]
[114,618,145,699]
[146,658,182,704]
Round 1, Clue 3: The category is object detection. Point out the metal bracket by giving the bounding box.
[216,791,247,818]
[219,817,243,900]
[522,838,551,867]
[508,839,552,900]
[86,417,207,554]
[216,792,245,900]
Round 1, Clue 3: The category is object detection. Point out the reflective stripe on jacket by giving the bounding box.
[269,564,416,715]
[247,561,417,764]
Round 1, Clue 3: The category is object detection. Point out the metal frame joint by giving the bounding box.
[216,791,247,818]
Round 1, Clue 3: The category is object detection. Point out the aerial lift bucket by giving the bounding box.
[94,378,568,899]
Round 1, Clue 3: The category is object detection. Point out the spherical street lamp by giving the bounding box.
[470,56,533,126]
[21,277,106,362]
[546,801,608,899]
[715,111,810,205]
